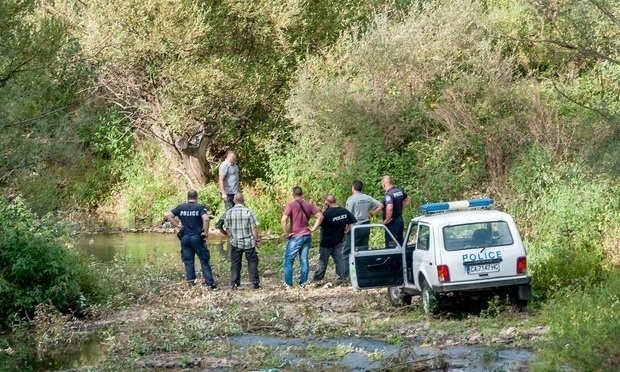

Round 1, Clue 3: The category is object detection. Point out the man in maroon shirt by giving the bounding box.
[281,186,323,288]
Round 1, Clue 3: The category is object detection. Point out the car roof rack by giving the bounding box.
[419,198,494,215]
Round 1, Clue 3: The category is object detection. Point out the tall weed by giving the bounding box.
[536,274,620,371]
[506,147,620,299]
[110,141,181,226]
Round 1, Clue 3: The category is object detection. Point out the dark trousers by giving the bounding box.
[180,234,215,286]
[216,194,235,227]
[313,240,347,282]
[344,221,371,254]
[230,245,260,286]
[385,216,404,248]
[342,222,371,280]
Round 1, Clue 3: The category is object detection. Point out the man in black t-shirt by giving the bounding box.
[164,190,217,289]
[312,195,356,285]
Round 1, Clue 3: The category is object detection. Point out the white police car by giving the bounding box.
[349,198,532,314]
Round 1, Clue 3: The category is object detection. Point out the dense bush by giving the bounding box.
[272,0,593,210]
[537,274,620,371]
[506,146,620,299]
[0,198,101,327]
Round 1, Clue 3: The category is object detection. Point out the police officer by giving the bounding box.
[165,190,217,289]
[312,195,356,285]
[381,175,411,247]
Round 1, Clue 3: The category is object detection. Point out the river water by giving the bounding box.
[4,233,536,371]
[78,232,230,263]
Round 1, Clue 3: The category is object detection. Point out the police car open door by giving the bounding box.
[349,224,405,289]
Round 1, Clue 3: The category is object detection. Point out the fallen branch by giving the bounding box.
[171,167,195,189]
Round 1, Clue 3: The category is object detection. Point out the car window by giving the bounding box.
[405,222,418,248]
[442,221,513,251]
[352,225,400,251]
[417,224,430,251]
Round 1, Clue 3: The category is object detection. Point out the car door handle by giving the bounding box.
[366,257,391,269]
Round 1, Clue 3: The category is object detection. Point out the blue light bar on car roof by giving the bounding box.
[420,198,494,214]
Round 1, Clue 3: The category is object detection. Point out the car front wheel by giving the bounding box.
[387,286,412,307]
[421,281,439,315]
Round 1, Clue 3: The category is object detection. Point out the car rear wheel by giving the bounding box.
[509,285,530,310]
[387,286,412,307]
[421,281,439,315]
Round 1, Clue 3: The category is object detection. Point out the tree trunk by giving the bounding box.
[179,135,209,187]
[151,124,211,188]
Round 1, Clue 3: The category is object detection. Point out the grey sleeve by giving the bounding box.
[218,162,228,177]
[369,196,381,208]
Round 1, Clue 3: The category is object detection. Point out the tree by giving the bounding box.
[51,0,408,187]
[0,0,83,186]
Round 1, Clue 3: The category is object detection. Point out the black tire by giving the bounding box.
[421,281,439,315]
[508,286,529,310]
[387,286,413,307]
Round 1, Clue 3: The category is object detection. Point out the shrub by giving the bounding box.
[506,147,620,299]
[537,273,620,371]
[111,141,181,226]
[0,198,101,327]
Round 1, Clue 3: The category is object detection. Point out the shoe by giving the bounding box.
[231,284,239,290]
[253,283,261,290]
[284,284,293,291]
[206,284,218,291]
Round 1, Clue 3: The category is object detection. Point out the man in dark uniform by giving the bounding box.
[381,175,411,247]
[312,195,356,284]
[164,190,217,289]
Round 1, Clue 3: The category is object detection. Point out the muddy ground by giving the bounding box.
[46,274,547,371]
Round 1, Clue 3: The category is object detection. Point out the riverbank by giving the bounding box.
[3,227,617,371]
[16,275,546,371]
[1,233,547,371]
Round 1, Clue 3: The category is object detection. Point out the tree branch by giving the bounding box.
[0,160,37,183]
[171,167,195,189]
[550,78,612,121]
[588,0,620,26]
[1,106,71,130]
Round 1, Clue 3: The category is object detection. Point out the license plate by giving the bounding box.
[467,263,500,274]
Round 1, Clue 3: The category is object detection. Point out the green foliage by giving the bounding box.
[92,109,134,178]
[506,147,619,299]
[274,0,529,206]
[114,142,180,226]
[242,181,289,233]
[536,273,620,371]
[0,198,102,327]
[48,0,405,184]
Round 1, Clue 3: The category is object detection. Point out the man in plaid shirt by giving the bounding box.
[224,192,261,289]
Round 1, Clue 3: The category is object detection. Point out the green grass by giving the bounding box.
[535,273,620,371]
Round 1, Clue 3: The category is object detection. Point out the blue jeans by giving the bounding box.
[180,234,215,286]
[283,234,311,286]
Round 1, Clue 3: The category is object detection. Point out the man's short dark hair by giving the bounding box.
[292,186,303,196]
[187,190,198,200]
[352,180,363,192]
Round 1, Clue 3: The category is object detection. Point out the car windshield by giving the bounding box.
[442,221,514,251]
